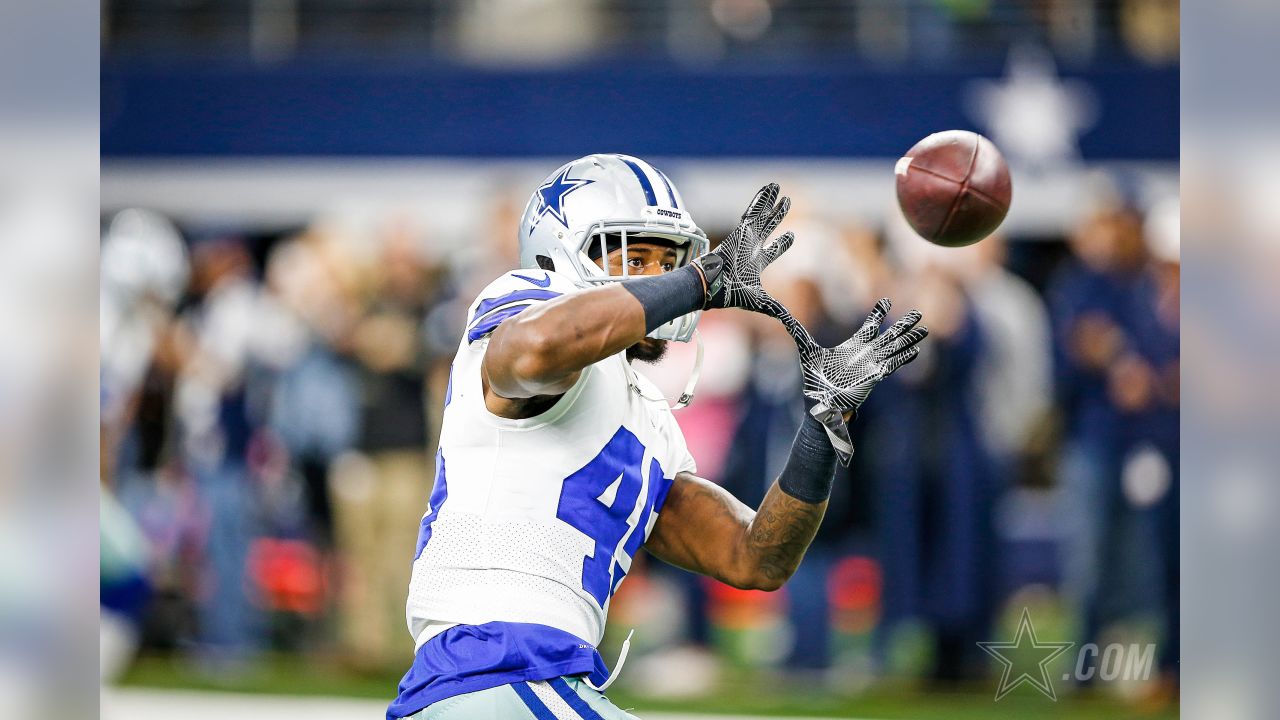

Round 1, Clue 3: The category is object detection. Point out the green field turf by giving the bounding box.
[119,653,1177,720]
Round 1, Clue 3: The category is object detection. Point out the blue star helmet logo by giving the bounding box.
[531,167,594,230]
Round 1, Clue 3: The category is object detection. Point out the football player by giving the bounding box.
[389,154,928,719]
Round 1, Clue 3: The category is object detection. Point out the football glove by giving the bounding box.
[694,183,796,314]
[781,298,928,464]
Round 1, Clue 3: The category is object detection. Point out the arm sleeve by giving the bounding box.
[776,413,837,504]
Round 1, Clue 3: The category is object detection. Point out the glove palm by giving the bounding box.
[782,299,928,464]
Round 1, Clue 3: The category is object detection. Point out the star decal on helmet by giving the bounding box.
[531,167,594,230]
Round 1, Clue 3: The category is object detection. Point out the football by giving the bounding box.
[895,130,1012,247]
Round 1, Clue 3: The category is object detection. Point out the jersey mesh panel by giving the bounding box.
[409,511,602,640]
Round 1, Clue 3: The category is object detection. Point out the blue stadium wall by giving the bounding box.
[100,59,1176,160]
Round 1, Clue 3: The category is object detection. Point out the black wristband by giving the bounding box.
[776,412,838,504]
[621,263,707,334]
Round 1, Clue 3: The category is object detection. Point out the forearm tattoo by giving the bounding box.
[744,482,828,585]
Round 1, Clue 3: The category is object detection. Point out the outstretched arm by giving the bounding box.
[483,284,652,399]
[646,475,828,591]
[645,414,836,591]
[645,297,930,590]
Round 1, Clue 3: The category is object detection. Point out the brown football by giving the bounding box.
[895,130,1012,247]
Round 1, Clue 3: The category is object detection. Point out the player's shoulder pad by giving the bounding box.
[464,269,581,344]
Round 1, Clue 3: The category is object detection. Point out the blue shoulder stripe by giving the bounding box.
[467,304,532,343]
[472,288,562,324]
[511,682,558,720]
[614,155,657,206]
[549,677,606,720]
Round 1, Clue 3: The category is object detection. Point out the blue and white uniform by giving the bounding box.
[389,269,696,719]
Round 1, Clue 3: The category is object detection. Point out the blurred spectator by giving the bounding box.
[870,254,995,682]
[100,209,190,480]
[1047,205,1153,659]
[329,223,446,672]
[173,236,282,668]
[959,237,1054,483]
[99,210,202,663]
[1121,200,1179,681]
[265,232,360,554]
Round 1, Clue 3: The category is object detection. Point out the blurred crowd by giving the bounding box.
[102,0,1179,66]
[99,183,1179,697]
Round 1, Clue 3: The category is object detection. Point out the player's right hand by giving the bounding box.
[693,183,796,314]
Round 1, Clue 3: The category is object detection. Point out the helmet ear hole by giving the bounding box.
[536,255,555,271]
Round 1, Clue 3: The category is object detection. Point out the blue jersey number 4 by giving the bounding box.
[556,426,668,607]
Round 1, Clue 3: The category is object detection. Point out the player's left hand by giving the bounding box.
[693,183,796,314]
[785,298,928,464]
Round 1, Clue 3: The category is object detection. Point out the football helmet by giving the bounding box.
[518,154,709,342]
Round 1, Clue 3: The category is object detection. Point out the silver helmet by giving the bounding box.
[518,154,709,342]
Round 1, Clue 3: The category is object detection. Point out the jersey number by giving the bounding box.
[556,427,666,607]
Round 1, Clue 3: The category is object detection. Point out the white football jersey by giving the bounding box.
[406,269,696,650]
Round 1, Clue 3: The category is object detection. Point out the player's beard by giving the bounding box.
[626,337,668,364]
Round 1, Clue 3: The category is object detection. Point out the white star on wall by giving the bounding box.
[966,44,1099,171]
